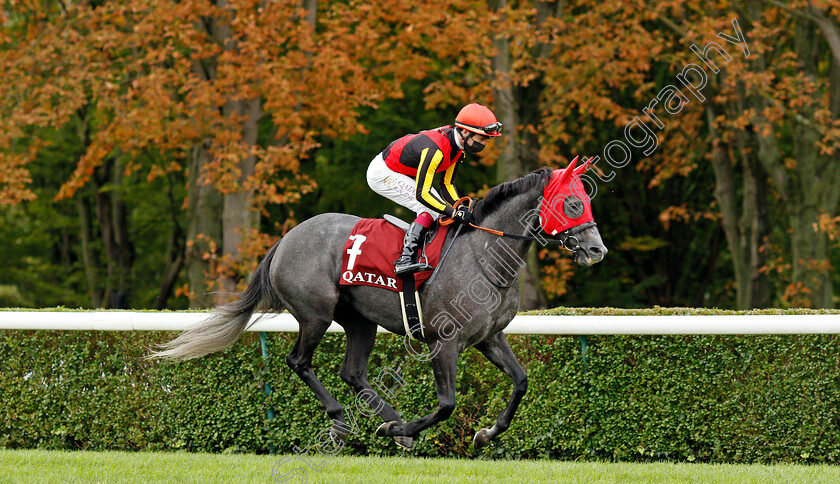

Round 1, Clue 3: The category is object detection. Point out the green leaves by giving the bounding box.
[2,330,840,463]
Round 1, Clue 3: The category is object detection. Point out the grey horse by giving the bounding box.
[151,163,607,450]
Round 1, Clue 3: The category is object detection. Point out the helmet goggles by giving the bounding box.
[456,121,503,136]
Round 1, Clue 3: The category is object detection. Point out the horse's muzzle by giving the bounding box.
[575,243,607,266]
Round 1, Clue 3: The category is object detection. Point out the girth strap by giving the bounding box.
[399,274,425,342]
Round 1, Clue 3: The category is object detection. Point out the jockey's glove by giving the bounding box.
[452,208,473,226]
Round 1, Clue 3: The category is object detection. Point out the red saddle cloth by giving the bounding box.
[340,219,450,292]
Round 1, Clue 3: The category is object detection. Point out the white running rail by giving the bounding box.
[1,311,839,334]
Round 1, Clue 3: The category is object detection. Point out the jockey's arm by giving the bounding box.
[415,147,455,217]
[439,161,460,207]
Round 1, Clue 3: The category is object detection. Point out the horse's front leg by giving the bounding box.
[472,331,528,449]
[376,337,458,439]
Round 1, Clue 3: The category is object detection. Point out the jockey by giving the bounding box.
[366,103,503,276]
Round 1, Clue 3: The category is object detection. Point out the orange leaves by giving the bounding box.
[782,282,812,307]
[3,0,496,210]
[55,128,116,201]
[659,204,719,230]
[780,257,834,308]
[202,142,259,194]
[253,172,317,209]
[212,227,277,293]
[537,2,673,147]
[818,118,840,156]
[659,205,692,230]
[636,112,704,187]
[146,161,183,183]
[539,248,575,299]
[816,214,840,242]
[0,150,38,205]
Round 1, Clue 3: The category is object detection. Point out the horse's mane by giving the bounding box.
[471,167,553,224]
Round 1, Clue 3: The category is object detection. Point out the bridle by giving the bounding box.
[458,217,597,289]
[465,219,597,253]
[550,221,598,253]
[437,197,596,288]
[442,197,596,254]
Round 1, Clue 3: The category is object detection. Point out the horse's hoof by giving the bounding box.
[329,427,348,446]
[473,428,492,449]
[376,421,397,437]
[393,436,414,450]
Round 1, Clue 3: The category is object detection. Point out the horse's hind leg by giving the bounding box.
[285,317,348,442]
[337,317,413,449]
[472,331,528,449]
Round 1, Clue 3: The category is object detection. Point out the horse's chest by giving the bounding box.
[460,292,519,347]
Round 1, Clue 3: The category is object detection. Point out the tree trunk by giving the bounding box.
[301,0,317,28]
[707,105,747,308]
[108,157,133,308]
[702,2,783,308]
[73,107,103,308]
[787,111,833,306]
[784,17,833,307]
[215,0,271,295]
[220,98,262,295]
[76,194,102,308]
[488,0,519,184]
[155,232,186,310]
[786,0,840,307]
[155,172,187,310]
[186,141,223,308]
[734,11,836,308]
[487,0,553,309]
[707,97,771,310]
[185,0,268,306]
[732,79,772,308]
[742,153,771,308]
[88,157,134,309]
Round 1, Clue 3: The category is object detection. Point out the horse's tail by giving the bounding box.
[148,240,284,361]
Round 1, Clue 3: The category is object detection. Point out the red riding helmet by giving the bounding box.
[454,103,503,137]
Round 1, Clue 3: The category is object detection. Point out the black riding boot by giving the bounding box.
[394,222,434,276]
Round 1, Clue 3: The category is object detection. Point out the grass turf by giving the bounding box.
[1,449,839,483]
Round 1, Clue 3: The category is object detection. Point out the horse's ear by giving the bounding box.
[574,156,591,176]
[558,155,580,185]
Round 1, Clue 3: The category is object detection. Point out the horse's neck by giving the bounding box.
[468,189,542,287]
[482,189,542,243]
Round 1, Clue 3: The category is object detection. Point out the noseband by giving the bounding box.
[556,221,597,253]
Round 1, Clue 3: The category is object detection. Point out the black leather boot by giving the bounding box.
[394,222,434,276]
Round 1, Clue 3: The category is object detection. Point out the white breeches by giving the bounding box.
[366,153,441,220]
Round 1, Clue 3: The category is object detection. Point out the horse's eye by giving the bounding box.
[563,195,585,219]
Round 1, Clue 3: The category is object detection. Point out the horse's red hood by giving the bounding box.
[539,156,594,236]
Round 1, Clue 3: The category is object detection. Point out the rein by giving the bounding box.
[468,221,597,253]
[441,197,597,253]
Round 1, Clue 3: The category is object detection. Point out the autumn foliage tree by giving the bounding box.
[1,0,839,309]
[647,1,840,308]
[0,0,437,307]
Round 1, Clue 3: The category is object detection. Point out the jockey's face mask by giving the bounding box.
[465,138,486,153]
[462,130,489,154]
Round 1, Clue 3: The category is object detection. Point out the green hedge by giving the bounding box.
[1,327,839,464]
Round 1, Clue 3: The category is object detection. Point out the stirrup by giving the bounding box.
[395,260,433,276]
